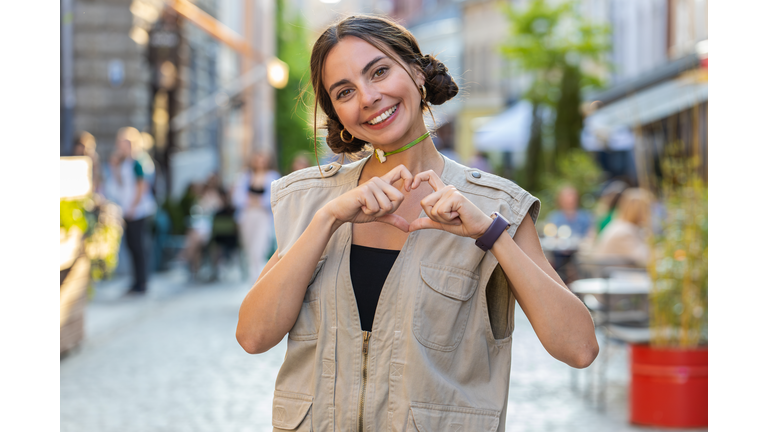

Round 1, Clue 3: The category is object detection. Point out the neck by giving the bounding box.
[363,126,444,179]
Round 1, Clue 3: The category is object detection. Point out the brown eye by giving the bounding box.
[337,89,352,99]
[374,67,388,78]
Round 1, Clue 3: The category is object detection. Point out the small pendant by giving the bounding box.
[375,149,387,163]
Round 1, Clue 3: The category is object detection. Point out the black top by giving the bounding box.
[248,185,265,194]
[350,244,400,332]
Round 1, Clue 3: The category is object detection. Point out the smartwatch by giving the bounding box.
[475,212,511,251]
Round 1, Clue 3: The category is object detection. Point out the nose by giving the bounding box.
[358,83,381,110]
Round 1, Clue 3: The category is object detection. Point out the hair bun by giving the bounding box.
[421,55,458,106]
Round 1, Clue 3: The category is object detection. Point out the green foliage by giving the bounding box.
[60,199,92,234]
[500,0,611,106]
[500,0,611,192]
[61,197,123,282]
[275,0,314,174]
[648,142,708,348]
[162,188,196,236]
[85,201,124,281]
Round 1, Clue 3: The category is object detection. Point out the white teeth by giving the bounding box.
[369,105,397,125]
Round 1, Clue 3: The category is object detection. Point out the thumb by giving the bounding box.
[408,217,445,232]
[375,214,411,233]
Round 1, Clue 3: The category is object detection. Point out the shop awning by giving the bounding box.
[474,100,552,152]
[585,76,708,135]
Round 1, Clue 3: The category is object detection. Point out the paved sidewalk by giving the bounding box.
[61,268,706,432]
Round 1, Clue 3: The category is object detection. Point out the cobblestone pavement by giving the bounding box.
[61,267,706,432]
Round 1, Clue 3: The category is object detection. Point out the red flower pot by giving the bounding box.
[629,343,707,428]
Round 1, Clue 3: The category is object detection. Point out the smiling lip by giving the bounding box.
[365,104,398,124]
[364,104,399,130]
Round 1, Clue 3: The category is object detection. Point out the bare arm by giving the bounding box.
[492,214,598,368]
[409,171,598,368]
[235,165,414,354]
[235,208,340,354]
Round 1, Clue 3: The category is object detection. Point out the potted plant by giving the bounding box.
[630,142,707,427]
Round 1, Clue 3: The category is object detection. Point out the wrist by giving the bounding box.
[471,215,494,240]
[474,212,511,251]
[316,205,344,234]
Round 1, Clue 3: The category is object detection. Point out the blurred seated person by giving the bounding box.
[179,174,225,279]
[591,188,654,267]
[593,179,629,234]
[546,185,594,239]
[207,194,240,281]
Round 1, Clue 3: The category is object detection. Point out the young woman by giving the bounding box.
[232,151,282,280]
[236,15,598,431]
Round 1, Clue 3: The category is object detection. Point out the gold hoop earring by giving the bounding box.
[420,85,427,100]
[340,128,355,144]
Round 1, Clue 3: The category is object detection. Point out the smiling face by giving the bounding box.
[322,36,425,149]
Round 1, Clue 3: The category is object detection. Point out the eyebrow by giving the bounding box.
[328,55,388,94]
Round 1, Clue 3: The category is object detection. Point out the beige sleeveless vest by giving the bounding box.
[268,156,540,432]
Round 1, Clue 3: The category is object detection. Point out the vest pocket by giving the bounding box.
[406,402,500,432]
[413,263,479,351]
[289,257,326,341]
[272,391,313,431]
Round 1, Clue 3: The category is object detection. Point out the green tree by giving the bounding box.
[500,0,610,192]
[275,0,313,174]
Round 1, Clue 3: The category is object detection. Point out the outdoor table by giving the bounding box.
[569,276,651,295]
[569,275,652,409]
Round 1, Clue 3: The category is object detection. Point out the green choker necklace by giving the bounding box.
[374,132,430,163]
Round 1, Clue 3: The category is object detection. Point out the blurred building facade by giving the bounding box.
[60,0,278,200]
[582,0,708,186]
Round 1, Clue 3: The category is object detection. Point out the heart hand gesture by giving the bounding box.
[323,164,414,232]
[408,170,493,239]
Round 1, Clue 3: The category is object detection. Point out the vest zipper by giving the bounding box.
[358,331,371,432]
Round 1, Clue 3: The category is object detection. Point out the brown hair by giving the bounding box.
[309,14,459,159]
[617,188,654,227]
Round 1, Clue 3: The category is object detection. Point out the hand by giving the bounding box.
[408,170,493,238]
[321,164,414,232]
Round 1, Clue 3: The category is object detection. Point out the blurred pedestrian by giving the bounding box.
[591,188,654,266]
[231,151,281,280]
[73,131,102,195]
[103,127,157,294]
[468,151,492,173]
[290,153,312,172]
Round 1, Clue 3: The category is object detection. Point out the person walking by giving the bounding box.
[104,127,157,294]
[236,15,598,431]
[231,151,281,281]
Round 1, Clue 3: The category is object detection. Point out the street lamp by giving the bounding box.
[267,58,290,89]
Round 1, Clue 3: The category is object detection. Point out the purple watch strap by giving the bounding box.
[475,212,511,251]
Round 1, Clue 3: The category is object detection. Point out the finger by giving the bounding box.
[380,164,414,192]
[369,184,394,217]
[431,191,462,224]
[419,187,454,221]
[371,177,405,208]
[375,214,410,233]
[359,188,380,215]
[412,170,447,192]
[408,217,446,232]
